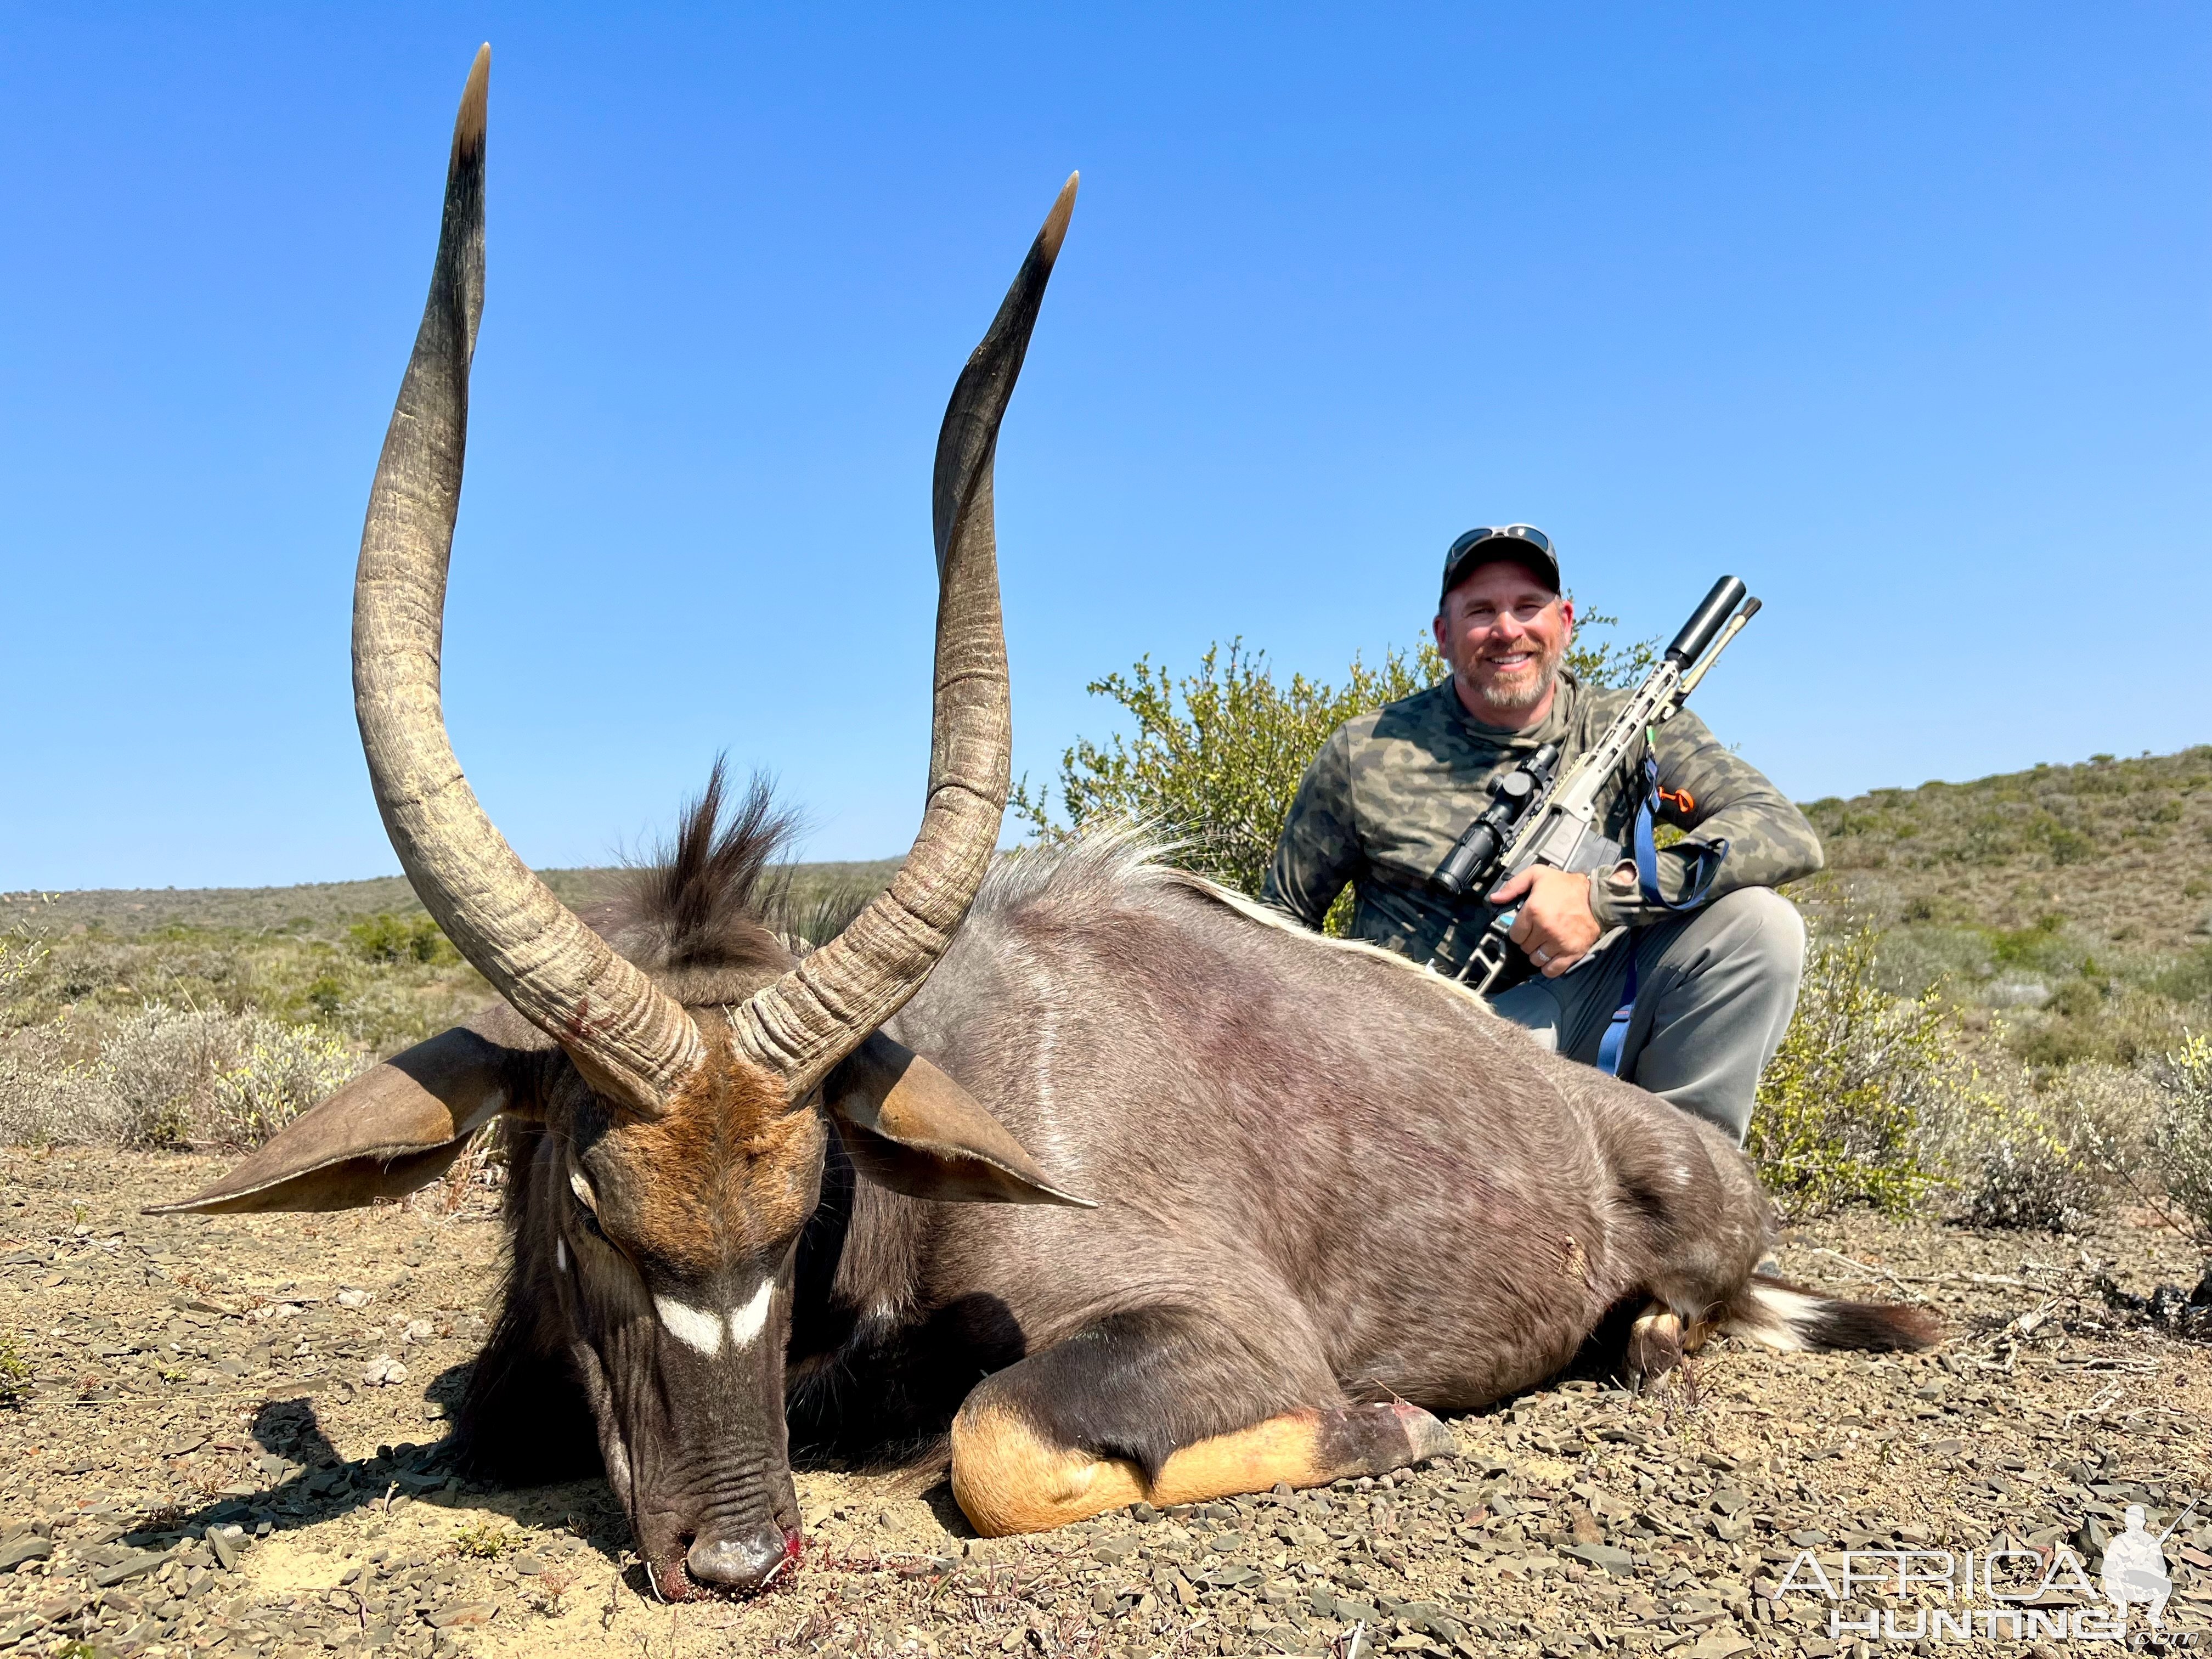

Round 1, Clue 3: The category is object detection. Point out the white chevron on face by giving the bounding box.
[654,1295,725,1357]
[727,1280,775,1349]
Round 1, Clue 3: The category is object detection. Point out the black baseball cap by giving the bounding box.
[1440,524,1560,605]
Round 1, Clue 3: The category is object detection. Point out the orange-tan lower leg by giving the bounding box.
[1626,1305,1684,1391]
[950,1399,1455,1537]
[1626,1300,1718,1391]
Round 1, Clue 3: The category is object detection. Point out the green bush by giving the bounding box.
[1746,928,1950,1217]
[2151,943,2212,1003]
[1013,640,1436,900]
[348,912,457,966]
[0,1333,29,1410]
[1990,913,2072,972]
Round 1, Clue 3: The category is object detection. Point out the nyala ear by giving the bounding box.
[145,1019,536,1216]
[827,1032,1096,1208]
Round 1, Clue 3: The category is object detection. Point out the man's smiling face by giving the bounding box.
[1434,561,1576,727]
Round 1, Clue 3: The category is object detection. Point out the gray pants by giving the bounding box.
[1483,887,1805,1143]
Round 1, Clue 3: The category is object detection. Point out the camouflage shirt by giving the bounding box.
[1261,669,1823,974]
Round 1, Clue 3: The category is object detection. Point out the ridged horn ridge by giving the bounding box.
[730,174,1077,1101]
[352,45,706,1116]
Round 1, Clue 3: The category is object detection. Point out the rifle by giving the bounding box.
[1428,575,1762,991]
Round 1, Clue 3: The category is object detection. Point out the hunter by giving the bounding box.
[1262,524,1822,1142]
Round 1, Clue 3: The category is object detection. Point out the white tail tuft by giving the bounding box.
[1726,1278,1822,1353]
[1724,1273,1943,1355]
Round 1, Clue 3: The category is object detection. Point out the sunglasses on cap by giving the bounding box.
[1441,523,1560,603]
[1446,524,1554,563]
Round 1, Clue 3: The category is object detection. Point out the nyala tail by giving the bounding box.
[1723,1273,1943,1354]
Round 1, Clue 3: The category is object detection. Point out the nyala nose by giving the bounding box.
[686,1527,785,1594]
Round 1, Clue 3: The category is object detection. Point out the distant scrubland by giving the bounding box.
[0,859,894,1154]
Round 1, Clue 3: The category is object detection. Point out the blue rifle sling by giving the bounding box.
[1600,747,1730,1077]
[1634,749,1728,911]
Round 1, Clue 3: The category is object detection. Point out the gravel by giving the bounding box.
[0,1147,2204,1657]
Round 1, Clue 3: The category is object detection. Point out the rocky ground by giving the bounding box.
[0,1148,2206,1659]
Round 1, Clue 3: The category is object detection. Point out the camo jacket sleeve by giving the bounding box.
[1585,704,1825,930]
[1261,721,1361,931]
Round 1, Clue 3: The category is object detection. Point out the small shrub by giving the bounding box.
[2007,981,2186,1073]
[1915,1045,2148,1233]
[529,1567,577,1617]
[0,1333,32,1409]
[2057,1061,2163,1188]
[2046,978,2102,1020]
[2153,944,2212,1002]
[97,1005,234,1147]
[2039,823,2096,865]
[326,977,473,1053]
[2147,1034,2212,1239]
[1956,1136,2103,1232]
[349,913,456,966]
[0,931,47,997]
[207,1018,361,1146]
[302,972,349,1020]
[0,1018,123,1147]
[452,1520,512,1559]
[1748,927,1949,1217]
[1990,913,2072,972]
[1958,1059,2163,1231]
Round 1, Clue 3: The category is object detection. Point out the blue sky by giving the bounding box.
[2,5,2205,889]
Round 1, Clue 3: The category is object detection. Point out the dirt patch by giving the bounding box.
[0,1148,2207,1657]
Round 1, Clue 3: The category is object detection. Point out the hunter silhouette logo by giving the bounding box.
[2104,1500,2193,1629]
[1773,1494,2202,1644]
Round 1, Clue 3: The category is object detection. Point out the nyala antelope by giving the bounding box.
[161,48,1936,1601]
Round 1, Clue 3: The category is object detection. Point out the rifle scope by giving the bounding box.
[1430,742,1560,899]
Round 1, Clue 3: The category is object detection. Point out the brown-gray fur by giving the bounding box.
[810,830,1927,1455]
[455,800,1932,1585]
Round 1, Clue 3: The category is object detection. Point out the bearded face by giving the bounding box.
[1466,627,1564,710]
[1434,562,1574,723]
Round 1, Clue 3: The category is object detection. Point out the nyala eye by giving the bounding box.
[567,1167,608,1242]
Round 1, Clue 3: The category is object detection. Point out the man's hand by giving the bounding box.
[1487,866,1601,978]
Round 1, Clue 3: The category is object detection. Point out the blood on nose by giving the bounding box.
[685,1523,793,1595]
